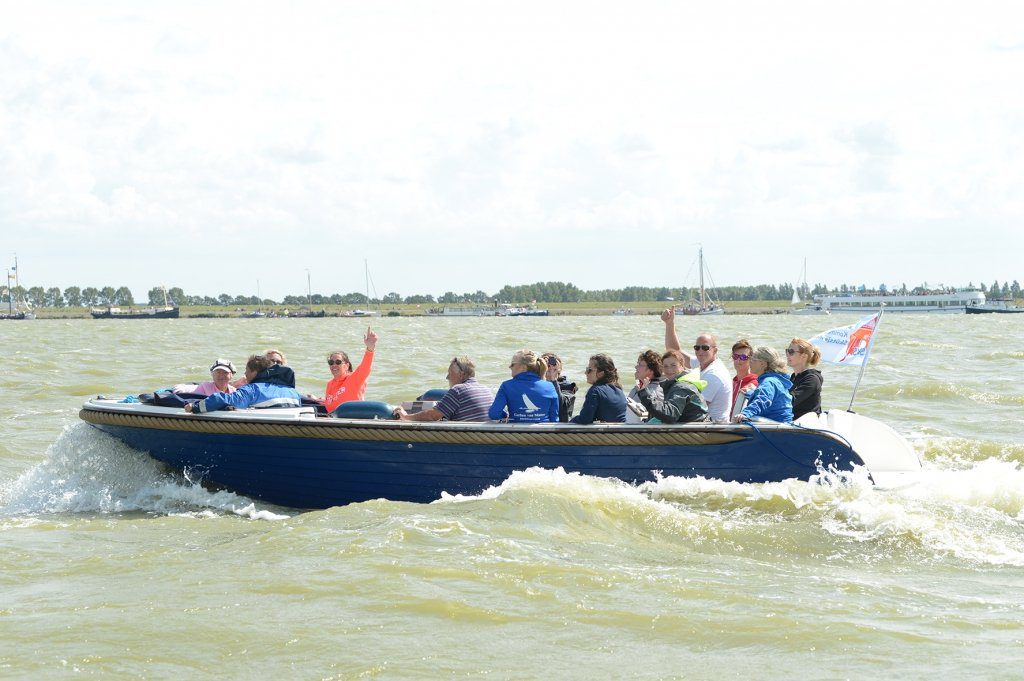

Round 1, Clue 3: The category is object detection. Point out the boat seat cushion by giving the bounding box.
[331,400,396,420]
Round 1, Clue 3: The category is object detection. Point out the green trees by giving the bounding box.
[14,276,1024,311]
[45,287,64,307]
[114,287,134,305]
[63,287,82,307]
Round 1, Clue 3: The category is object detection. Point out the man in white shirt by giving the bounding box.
[661,308,733,422]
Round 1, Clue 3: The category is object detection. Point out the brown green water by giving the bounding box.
[2,315,1023,678]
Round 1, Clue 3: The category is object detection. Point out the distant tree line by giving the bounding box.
[2,279,1021,308]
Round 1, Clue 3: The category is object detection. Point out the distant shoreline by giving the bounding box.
[15,301,804,319]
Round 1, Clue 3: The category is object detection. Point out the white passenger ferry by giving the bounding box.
[815,289,985,314]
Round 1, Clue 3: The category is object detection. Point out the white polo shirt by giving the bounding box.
[691,357,733,422]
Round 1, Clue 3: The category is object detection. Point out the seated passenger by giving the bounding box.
[324,327,378,414]
[570,354,627,424]
[786,337,823,420]
[542,352,578,422]
[735,346,793,423]
[730,340,758,413]
[488,349,559,423]
[193,358,239,396]
[635,365,709,424]
[394,356,493,422]
[627,350,663,423]
[184,354,302,413]
[233,348,293,388]
[660,349,687,381]
[173,358,238,396]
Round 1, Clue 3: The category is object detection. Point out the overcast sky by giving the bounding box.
[3,1,1024,300]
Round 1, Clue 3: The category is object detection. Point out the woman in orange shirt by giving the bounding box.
[324,327,378,414]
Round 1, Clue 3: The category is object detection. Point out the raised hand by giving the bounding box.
[364,326,378,351]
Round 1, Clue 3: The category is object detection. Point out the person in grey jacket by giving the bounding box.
[636,366,709,424]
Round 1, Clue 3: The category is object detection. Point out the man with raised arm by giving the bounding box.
[661,307,733,422]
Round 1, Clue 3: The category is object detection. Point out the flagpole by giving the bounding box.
[847,305,884,412]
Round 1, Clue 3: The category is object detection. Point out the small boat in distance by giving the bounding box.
[243,280,267,317]
[679,246,724,315]
[790,257,829,314]
[2,255,36,320]
[91,286,178,319]
[497,303,550,317]
[791,302,830,315]
[90,306,180,319]
[426,306,498,316]
[966,298,1024,314]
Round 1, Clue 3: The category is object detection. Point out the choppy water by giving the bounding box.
[1,315,1023,679]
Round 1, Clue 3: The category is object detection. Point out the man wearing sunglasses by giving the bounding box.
[660,307,733,422]
[393,356,493,422]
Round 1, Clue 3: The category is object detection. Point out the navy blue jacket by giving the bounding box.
[570,383,627,424]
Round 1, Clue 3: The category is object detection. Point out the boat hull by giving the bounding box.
[80,400,867,509]
[966,306,1024,314]
[90,307,180,319]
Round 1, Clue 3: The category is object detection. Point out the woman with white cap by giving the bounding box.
[191,359,239,396]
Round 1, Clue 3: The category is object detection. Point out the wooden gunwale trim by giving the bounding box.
[80,408,748,447]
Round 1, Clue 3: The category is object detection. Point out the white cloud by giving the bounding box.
[2,0,1024,299]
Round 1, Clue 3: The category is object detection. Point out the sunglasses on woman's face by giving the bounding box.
[327,359,346,366]
[732,353,751,361]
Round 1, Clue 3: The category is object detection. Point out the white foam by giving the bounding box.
[0,423,289,520]
[439,460,1024,567]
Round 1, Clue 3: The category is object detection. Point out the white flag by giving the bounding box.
[810,312,880,367]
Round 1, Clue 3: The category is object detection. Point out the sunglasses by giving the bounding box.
[785,348,801,355]
[693,344,713,352]
[732,353,751,361]
[327,359,347,366]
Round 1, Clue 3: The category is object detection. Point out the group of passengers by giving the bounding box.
[176,314,824,425]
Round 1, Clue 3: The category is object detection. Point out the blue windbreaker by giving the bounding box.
[740,372,794,423]
[488,372,559,423]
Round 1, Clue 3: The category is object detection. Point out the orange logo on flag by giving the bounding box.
[838,316,877,362]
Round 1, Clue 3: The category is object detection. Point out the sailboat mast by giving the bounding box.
[699,247,706,310]
[12,254,18,314]
[364,259,369,306]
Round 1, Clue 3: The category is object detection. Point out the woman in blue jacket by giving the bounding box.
[571,353,627,424]
[489,349,560,423]
[735,346,793,423]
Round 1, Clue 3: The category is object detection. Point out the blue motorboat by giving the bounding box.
[79,398,920,509]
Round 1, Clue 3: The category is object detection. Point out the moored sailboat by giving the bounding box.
[791,258,830,315]
[679,246,724,315]
[2,255,36,320]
